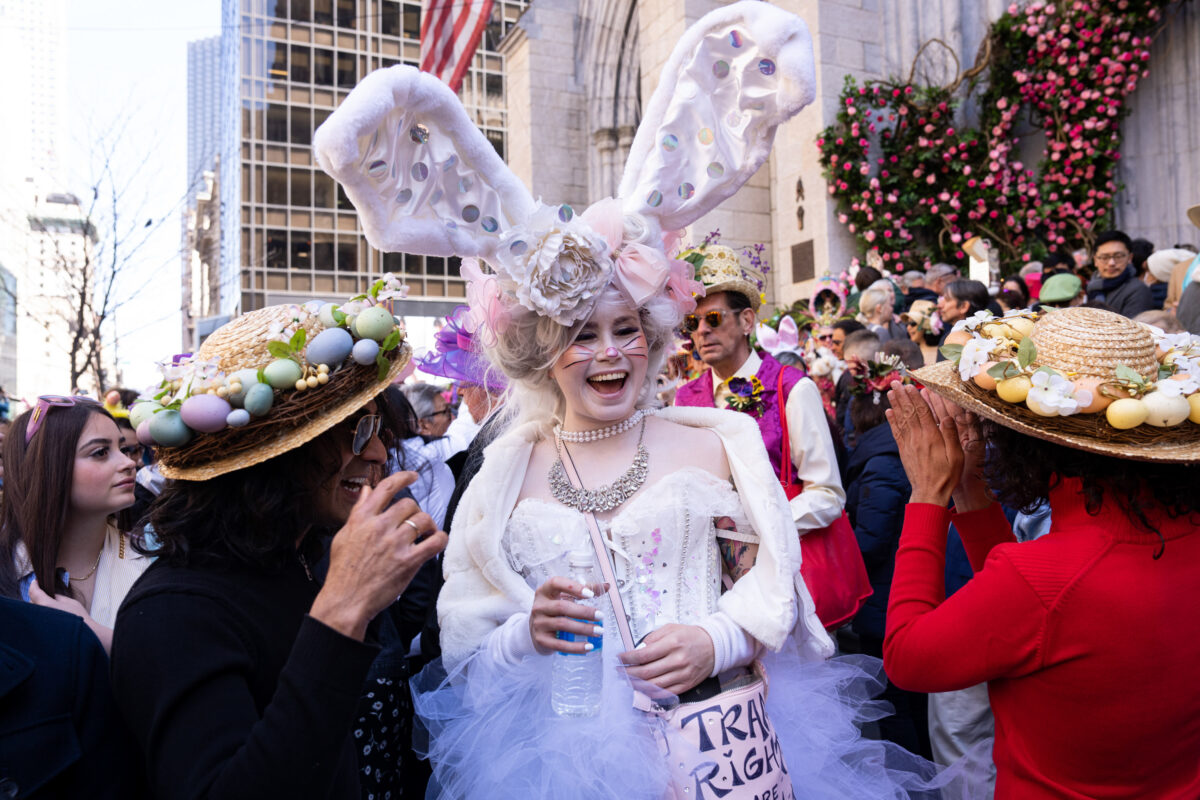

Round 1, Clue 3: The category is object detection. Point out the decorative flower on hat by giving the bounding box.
[957,336,1005,382]
[951,309,996,335]
[492,203,613,326]
[1026,370,1091,417]
[847,353,909,404]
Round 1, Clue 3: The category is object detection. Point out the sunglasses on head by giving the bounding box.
[25,395,99,444]
[681,309,732,334]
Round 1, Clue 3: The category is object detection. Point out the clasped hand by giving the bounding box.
[886,383,989,509]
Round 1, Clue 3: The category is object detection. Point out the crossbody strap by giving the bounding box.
[556,450,637,653]
[776,368,794,488]
[556,446,656,712]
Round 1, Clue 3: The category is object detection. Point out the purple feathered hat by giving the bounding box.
[415,305,506,393]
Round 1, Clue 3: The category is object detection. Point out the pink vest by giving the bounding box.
[674,353,804,481]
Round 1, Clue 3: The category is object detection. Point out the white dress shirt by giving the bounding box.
[712,351,845,535]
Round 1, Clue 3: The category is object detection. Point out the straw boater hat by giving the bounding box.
[900,299,936,330]
[136,290,411,481]
[914,306,1200,463]
[686,244,765,311]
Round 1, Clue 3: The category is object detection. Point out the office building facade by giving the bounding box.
[205,0,528,337]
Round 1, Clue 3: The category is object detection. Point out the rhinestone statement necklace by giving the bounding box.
[555,409,647,443]
[549,417,649,513]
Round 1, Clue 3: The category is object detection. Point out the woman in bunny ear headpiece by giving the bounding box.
[317,4,965,798]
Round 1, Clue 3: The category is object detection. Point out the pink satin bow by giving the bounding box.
[581,198,701,314]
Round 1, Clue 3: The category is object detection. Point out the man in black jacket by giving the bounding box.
[1085,230,1155,318]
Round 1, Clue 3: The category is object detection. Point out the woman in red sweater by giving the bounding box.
[882,378,1200,798]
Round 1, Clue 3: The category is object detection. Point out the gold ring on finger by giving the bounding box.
[402,518,421,534]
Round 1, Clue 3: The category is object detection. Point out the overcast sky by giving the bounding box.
[65,0,220,391]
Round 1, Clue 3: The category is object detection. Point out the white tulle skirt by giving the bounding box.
[412,633,984,799]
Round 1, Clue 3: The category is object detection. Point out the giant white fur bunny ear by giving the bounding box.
[618,1,816,235]
[314,66,536,263]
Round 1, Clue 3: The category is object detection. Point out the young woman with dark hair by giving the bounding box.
[0,397,148,652]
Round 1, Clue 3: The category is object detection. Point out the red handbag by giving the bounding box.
[777,370,873,630]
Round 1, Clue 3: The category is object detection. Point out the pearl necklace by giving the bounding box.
[556,409,648,443]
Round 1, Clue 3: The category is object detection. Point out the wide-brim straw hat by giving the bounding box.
[158,304,411,480]
[1188,203,1200,231]
[692,244,763,311]
[913,307,1200,463]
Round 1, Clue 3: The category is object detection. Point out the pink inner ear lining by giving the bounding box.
[778,316,800,347]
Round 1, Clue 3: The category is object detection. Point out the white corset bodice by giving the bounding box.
[502,467,758,644]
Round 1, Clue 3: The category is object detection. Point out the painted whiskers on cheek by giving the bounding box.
[620,332,649,361]
[561,343,598,370]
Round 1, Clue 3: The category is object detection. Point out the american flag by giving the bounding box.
[419,0,496,95]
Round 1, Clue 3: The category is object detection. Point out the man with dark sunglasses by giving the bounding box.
[674,245,846,559]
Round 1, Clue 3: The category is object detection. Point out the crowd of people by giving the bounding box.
[3,3,1200,799]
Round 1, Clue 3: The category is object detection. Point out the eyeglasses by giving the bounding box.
[350,414,384,456]
[26,395,97,444]
[424,406,453,421]
[816,333,834,342]
[1094,252,1130,264]
[681,310,729,334]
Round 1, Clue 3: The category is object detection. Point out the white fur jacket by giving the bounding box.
[437,406,835,667]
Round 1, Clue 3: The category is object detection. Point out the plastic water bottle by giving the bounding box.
[550,550,604,717]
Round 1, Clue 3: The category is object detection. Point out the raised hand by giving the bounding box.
[310,471,448,641]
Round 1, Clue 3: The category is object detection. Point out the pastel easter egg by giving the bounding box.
[136,420,155,447]
[352,338,380,365]
[1072,377,1113,414]
[1143,391,1190,427]
[148,409,194,447]
[1025,388,1062,417]
[129,401,162,429]
[1188,393,1200,424]
[264,358,303,389]
[996,375,1032,404]
[180,394,233,433]
[243,383,275,417]
[355,306,395,341]
[1005,317,1035,339]
[972,362,999,391]
[226,368,263,408]
[1106,398,1148,430]
[981,322,1010,341]
[226,408,251,428]
[318,302,340,328]
[945,330,972,347]
[306,327,354,368]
